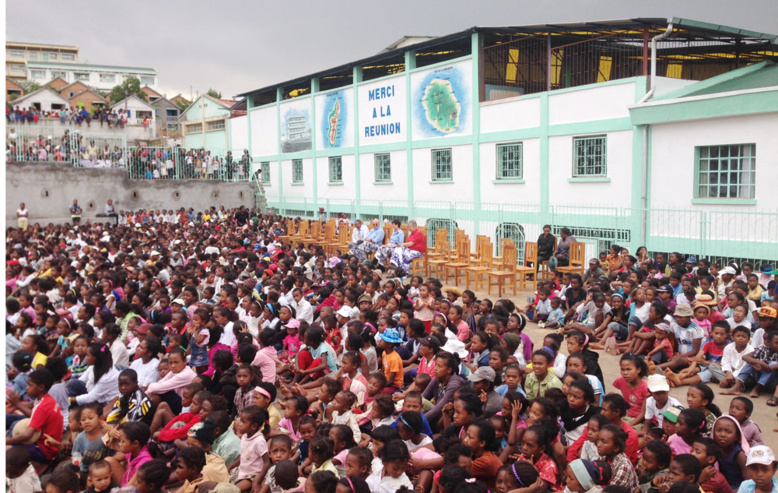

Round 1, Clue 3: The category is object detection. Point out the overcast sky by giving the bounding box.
[7,0,777,100]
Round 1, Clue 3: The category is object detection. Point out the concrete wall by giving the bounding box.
[5,163,256,225]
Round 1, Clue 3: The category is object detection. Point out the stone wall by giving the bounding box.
[6,162,256,226]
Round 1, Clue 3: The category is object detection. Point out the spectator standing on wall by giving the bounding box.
[70,199,83,225]
[105,199,119,225]
[16,202,29,231]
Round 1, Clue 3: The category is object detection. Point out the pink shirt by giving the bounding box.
[667,433,693,455]
[417,355,437,378]
[238,430,268,479]
[456,321,470,342]
[145,365,197,397]
[251,346,278,383]
[612,377,650,418]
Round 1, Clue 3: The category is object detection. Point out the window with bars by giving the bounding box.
[185,123,202,134]
[374,153,391,182]
[496,142,523,179]
[431,148,453,182]
[328,156,343,183]
[573,135,607,176]
[207,120,225,131]
[292,159,303,183]
[261,162,270,184]
[695,144,756,199]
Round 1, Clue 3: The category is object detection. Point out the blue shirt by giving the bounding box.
[389,230,405,245]
[736,477,778,493]
[367,227,385,244]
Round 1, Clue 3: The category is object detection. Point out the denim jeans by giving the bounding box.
[736,363,778,388]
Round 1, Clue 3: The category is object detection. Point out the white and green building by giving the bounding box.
[230,18,778,263]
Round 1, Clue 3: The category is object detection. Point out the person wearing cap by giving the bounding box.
[718,266,737,299]
[738,445,778,493]
[582,258,604,284]
[443,286,463,306]
[467,366,502,415]
[378,328,405,392]
[318,207,326,222]
[635,374,682,429]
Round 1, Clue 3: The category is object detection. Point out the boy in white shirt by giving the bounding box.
[638,374,682,428]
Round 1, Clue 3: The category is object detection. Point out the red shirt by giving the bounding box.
[29,394,64,460]
[612,377,650,418]
[407,229,426,253]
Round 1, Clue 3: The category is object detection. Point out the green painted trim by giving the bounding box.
[655,61,769,101]
[358,142,411,154]
[548,118,633,136]
[373,181,394,185]
[631,125,645,249]
[630,90,778,125]
[492,179,526,184]
[328,181,344,186]
[412,136,473,149]
[311,78,319,208]
[471,32,482,236]
[539,93,550,221]
[405,51,415,214]
[290,182,304,187]
[353,66,362,206]
[429,180,455,184]
[690,198,757,205]
[276,88,283,204]
[479,129,541,143]
[567,177,610,183]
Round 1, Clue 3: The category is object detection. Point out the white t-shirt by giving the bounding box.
[130,358,161,387]
[645,395,682,427]
[17,208,28,218]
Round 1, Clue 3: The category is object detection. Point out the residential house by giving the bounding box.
[141,85,163,103]
[6,78,24,102]
[26,61,158,91]
[46,77,69,92]
[181,94,236,152]
[68,89,109,113]
[9,87,70,112]
[111,94,156,137]
[150,96,182,136]
[59,81,92,100]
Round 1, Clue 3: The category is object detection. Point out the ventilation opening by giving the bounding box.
[239,191,244,198]
[172,191,181,200]
[87,201,96,210]
[131,191,139,200]
[211,191,219,199]
[41,189,50,198]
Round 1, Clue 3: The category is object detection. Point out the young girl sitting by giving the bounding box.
[711,415,750,489]
[365,439,413,493]
[518,423,562,492]
[596,424,638,491]
[612,354,649,422]
[234,405,271,492]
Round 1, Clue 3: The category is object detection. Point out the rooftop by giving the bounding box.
[238,17,778,103]
[7,41,79,50]
[27,61,158,73]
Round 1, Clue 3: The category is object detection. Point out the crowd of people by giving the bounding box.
[7,105,135,128]
[4,209,778,493]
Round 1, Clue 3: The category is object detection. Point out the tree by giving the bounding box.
[206,88,222,99]
[18,80,41,93]
[108,77,148,104]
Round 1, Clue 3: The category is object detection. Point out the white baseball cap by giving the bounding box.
[746,445,776,466]
[647,374,670,393]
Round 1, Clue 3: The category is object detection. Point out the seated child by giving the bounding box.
[722,329,778,398]
[6,446,42,493]
[156,387,206,444]
[86,460,119,493]
[234,405,271,492]
[691,437,733,493]
[728,396,763,447]
[72,402,114,475]
[541,297,565,329]
[638,439,671,493]
[738,445,778,493]
[106,368,154,426]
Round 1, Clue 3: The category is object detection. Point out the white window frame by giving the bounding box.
[431,148,453,182]
[61,53,76,62]
[496,142,523,180]
[9,50,24,59]
[695,144,756,199]
[99,73,116,83]
[328,156,343,184]
[572,135,607,177]
[30,70,46,80]
[141,76,155,86]
[74,72,90,82]
[261,162,271,184]
[207,120,225,131]
[374,153,391,182]
[292,159,304,184]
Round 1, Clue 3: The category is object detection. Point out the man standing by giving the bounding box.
[104,199,118,226]
[351,219,385,262]
[16,202,29,231]
[69,199,82,225]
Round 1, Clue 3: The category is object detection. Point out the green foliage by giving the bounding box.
[18,80,42,93]
[206,88,222,99]
[108,77,148,104]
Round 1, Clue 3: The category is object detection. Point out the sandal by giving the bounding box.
[767,397,778,407]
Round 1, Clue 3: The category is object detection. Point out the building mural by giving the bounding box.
[411,60,472,138]
[316,88,353,150]
[280,98,312,152]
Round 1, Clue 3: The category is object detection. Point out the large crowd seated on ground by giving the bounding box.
[5,209,778,493]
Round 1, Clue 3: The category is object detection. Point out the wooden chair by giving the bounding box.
[491,238,514,270]
[320,222,336,254]
[278,218,295,243]
[427,239,450,278]
[465,240,493,291]
[515,241,538,289]
[488,245,518,297]
[442,237,471,285]
[557,241,586,277]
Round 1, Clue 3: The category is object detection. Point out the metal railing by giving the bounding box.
[125,147,253,182]
[7,124,127,168]
[264,195,778,263]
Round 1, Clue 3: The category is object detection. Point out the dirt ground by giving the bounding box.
[466,284,778,450]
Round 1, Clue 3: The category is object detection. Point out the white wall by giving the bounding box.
[16,91,69,112]
[480,96,541,133]
[250,106,278,157]
[316,155,357,200]
[280,158,315,200]
[549,81,635,124]
[230,115,248,151]
[359,150,408,203]
[479,138,542,204]
[650,112,777,211]
[411,144,474,203]
[547,129,634,207]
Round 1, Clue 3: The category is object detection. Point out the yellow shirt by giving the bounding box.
[311,459,339,478]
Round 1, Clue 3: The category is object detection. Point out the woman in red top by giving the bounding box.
[389,220,426,275]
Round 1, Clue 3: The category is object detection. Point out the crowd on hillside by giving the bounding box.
[5,209,778,493]
[7,105,138,128]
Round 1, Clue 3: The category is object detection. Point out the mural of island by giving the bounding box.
[411,60,471,138]
[317,89,352,150]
